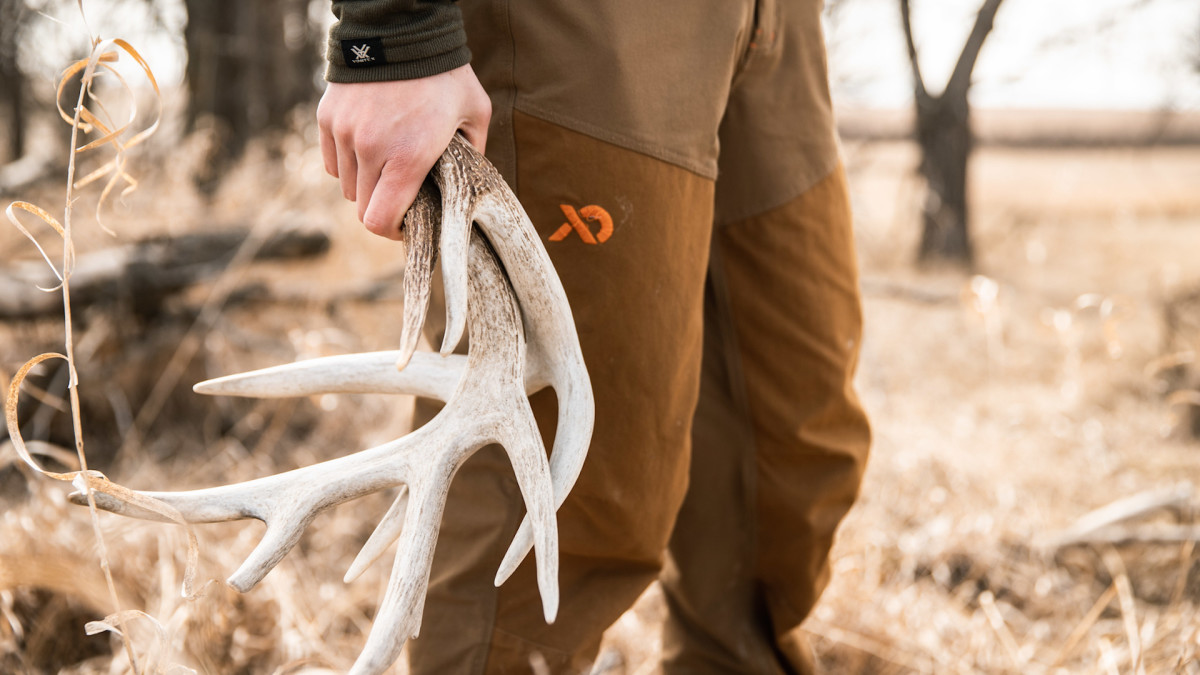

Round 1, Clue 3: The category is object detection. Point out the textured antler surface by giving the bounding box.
[73,137,594,675]
[431,136,594,582]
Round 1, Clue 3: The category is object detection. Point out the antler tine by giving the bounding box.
[433,134,595,583]
[344,485,409,583]
[491,387,560,620]
[193,350,467,401]
[397,180,441,370]
[72,432,419,587]
[350,231,558,674]
[195,183,453,402]
[435,139,478,357]
[350,472,449,674]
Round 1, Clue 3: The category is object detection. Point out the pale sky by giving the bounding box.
[29,0,1200,112]
[825,0,1200,110]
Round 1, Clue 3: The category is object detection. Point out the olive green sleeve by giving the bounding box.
[326,0,470,83]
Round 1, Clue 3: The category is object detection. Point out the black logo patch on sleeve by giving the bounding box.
[341,37,386,68]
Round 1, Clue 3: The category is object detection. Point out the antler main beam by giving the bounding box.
[72,136,594,675]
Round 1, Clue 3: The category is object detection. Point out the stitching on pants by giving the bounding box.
[513,102,719,180]
[714,151,840,229]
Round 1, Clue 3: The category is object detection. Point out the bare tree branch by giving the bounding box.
[946,0,1005,100]
[898,0,928,100]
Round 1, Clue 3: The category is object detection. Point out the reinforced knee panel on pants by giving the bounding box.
[662,166,870,675]
[725,165,868,628]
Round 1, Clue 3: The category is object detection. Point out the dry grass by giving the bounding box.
[3,127,1200,673]
[803,140,1200,674]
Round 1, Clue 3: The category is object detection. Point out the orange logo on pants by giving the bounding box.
[549,204,613,245]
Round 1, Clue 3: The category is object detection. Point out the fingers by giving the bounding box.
[318,89,355,196]
[459,118,489,156]
[337,138,358,201]
[362,159,422,241]
[319,119,338,178]
[356,153,379,225]
[458,81,492,154]
[316,67,494,241]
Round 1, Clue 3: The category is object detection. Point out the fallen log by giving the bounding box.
[0,152,61,196]
[0,224,331,320]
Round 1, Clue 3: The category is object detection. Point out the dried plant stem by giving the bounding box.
[1171,537,1196,607]
[6,27,201,671]
[61,39,141,675]
[1041,483,1194,550]
[978,590,1024,668]
[123,218,273,454]
[806,619,940,674]
[1102,547,1144,675]
[1052,584,1118,667]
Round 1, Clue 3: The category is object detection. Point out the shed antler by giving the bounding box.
[72,135,594,675]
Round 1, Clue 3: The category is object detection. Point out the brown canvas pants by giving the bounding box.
[406,1,870,672]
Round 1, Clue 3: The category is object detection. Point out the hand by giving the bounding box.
[317,64,491,240]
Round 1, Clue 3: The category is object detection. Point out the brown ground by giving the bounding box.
[2,130,1200,673]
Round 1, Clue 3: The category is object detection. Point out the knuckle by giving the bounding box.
[384,136,418,164]
[332,121,356,145]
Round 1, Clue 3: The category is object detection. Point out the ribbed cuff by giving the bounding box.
[326,0,471,82]
[326,43,470,82]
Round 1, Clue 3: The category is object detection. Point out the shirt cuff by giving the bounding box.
[326,0,471,82]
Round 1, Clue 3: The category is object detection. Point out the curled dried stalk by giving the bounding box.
[5,23,165,674]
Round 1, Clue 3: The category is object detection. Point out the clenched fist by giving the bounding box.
[317,64,491,240]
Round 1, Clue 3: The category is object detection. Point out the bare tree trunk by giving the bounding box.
[0,0,28,162]
[183,0,320,191]
[0,63,25,162]
[914,91,972,263]
[900,0,1004,267]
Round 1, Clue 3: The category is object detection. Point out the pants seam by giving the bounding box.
[714,151,840,228]
[705,238,760,580]
[512,101,719,180]
[486,0,519,188]
[711,232,799,675]
[476,467,527,675]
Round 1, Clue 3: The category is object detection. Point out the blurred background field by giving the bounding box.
[2,1,1200,673]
